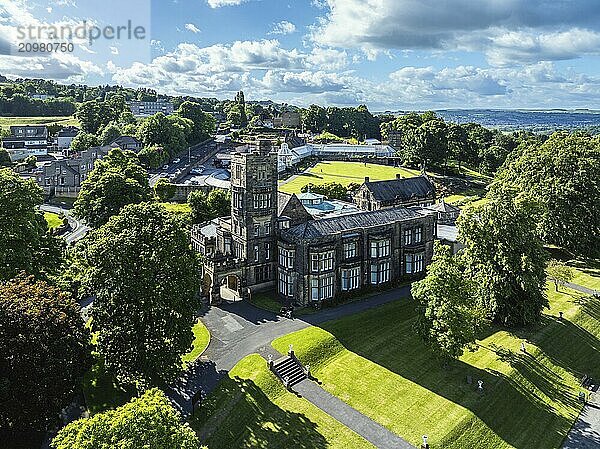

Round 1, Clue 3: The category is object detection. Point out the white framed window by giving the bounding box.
[279,271,294,297]
[254,245,260,262]
[415,227,423,243]
[311,251,334,273]
[265,222,271,235]
[224,237,232,254]
[370,239,390,258]
[343,241,357,259]
[414,253,424,273]
[311,275,334,301]
[253,193,272,210]
[405,254,413,274]
[370,261,391,284]
[254,224,260,237]
[341,267,361,291]
[279,248,295,269]
[265,243,271,261]
[404,229,412,245]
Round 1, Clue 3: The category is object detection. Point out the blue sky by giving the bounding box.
[2,0,600,110]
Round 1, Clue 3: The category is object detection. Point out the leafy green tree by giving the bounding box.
[491,132,600,258]
[51,389,201,449]
[0,148,12,167]
[301,182,348,200]
[207,189,231,218]
[176,101,216,145]
[0,276,91,431]
[73,203,200,387]
[138,144,169,169]
[188,190,210,224]
[0,169,64,280]
[412,242,487,361]
[76,96,127,134]
[99,123,122,145]
[447,124,470,172]
[154,178,176,202]
[73,148,151,227]
[458,191,548,326]
[401,119,448,168]
[70,132,99,153]
[137,113,188,157]
[302,104,327,133]
[23,155,37,168]
[547,259,575,292]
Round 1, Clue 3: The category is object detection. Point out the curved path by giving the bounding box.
[172,285,411,399]
[40,204,90,244]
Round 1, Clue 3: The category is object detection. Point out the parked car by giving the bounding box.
[173,158,181,164]
[162,164,169,170]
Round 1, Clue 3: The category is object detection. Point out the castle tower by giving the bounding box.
[230,139,278,288]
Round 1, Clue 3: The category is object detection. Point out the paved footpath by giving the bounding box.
[562,388,600,449]
[169,286,411,408]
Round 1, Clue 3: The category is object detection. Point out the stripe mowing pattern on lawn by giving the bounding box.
[190,354,376,449]
[272,282,599,449]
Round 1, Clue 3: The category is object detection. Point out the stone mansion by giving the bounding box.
[191,140,437,306]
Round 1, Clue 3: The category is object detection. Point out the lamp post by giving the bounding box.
[421,435,429,449]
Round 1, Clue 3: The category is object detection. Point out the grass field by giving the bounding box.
[272,282,599,449]
[160,202,191,215]
[44,212,63,229]
[182,319,210,365]
[0,116,79,127]
[279,161,420,194]
[190,354,375,449]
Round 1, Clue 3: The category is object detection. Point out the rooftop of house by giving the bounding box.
[57,127,79,138]
[282,206,425,240]
[109,135,142,146]
[363,175,435,202]
[428,199,461,213]
[8,125,48,138]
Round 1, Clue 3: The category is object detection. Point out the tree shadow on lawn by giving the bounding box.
[317,302,588,449]
[191,376,328,449]
[512,313,600,380]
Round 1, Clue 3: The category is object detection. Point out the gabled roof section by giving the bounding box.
[283,207,423,240]
[364,175,435,202]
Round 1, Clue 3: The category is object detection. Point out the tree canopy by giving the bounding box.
[458,191,548,326]
[491,132,600,258]
[176,101,216,145]
[0,169,64,281]
[412,242,487,361]
[73,148,151,227]
[0,276,91,431]
[51,388,201,449]
[72,203,200,388]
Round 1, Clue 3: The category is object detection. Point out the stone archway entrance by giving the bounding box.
[220,274,243,302]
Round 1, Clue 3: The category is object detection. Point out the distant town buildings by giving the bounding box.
[127,100,174,117]
[108,135,143,153]
[35,145,111,197]
[387,130,402,150]
[2,125,48,161]
[56,126,80,151]
[273,111,301,129]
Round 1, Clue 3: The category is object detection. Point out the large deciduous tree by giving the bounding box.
[73,203,200,388]
[0,276,91,431]
[0,169,64,280]
[491,132,600,258]
[176,101,216,145]
[73,148,151,227]
[458,191,548,326]
[412,242,487,361]
[51,389,201,449]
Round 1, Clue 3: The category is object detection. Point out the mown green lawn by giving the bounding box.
[44,212,63,229]
[190,354,375,449]
[182,319,211,365]
[272,282,598,449]
[279,161,420,194]
[0,116,79,127]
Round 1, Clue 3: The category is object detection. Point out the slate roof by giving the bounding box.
[364,176,435,202]
[429,200,460,213]
[283,207,423,240]
[278,192,293,215]
[109,135,142,147]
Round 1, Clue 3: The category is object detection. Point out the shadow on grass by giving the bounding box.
[190,376,328,449]
[316,300,591,449]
